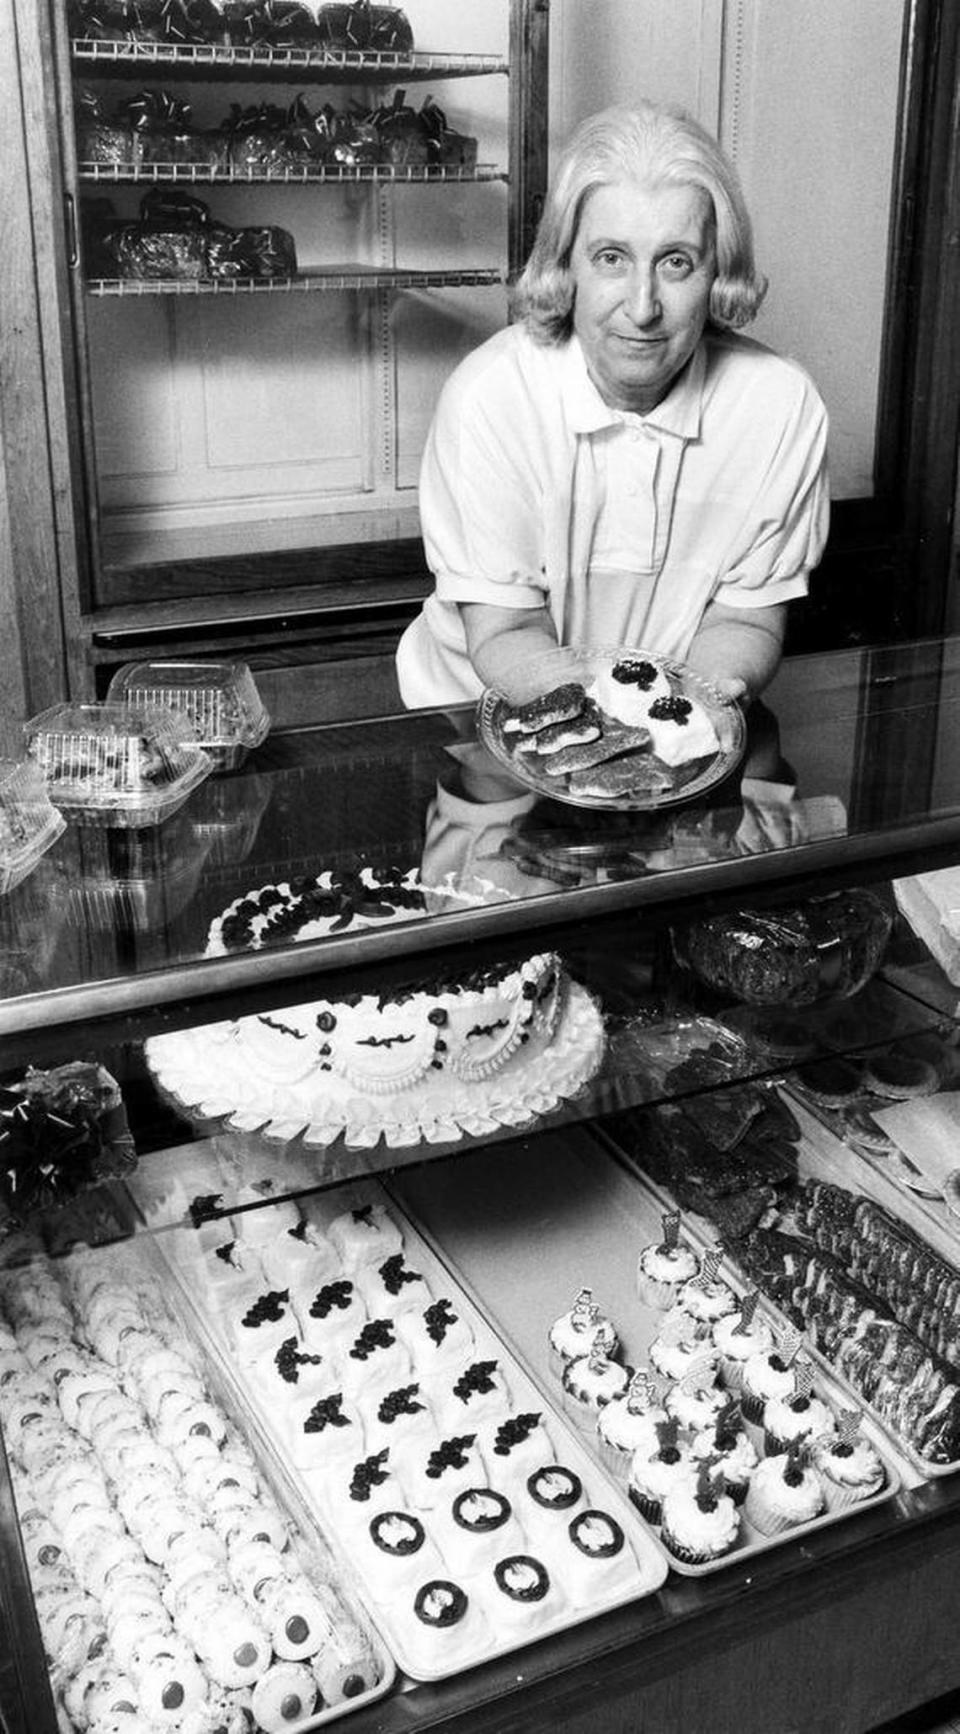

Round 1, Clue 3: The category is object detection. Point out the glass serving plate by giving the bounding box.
[477,647,746,812]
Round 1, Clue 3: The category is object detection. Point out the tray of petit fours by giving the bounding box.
[477,646,746,811]
[151,1176,669,1682]
[387,1130,903,1579]
[0,1230,395,1734]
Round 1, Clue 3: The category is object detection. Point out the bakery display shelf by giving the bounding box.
[387,1132,906,1578]
[70,41,508,82]
[85,264,504,296]
[150,1174,669,1684]
[79,160,504,185]
[612,1109,960,1483]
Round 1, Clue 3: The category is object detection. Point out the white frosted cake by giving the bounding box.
[146,872,605,1149]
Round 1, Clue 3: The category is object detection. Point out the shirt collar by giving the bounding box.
[561,334,706,440]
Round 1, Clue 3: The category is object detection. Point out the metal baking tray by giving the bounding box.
[152,1177,668,1681]
[388,1131,903,1577]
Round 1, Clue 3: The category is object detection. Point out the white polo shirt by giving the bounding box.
[396,323,829,708]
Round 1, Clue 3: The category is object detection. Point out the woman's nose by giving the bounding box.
[623,267,662,324]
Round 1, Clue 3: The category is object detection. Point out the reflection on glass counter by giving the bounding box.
[2,638,960,1042]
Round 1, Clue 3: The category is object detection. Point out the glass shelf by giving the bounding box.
[71,40,508,83]
[78,160,505,186]
[84,264,504,296]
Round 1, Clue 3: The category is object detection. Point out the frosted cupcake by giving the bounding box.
[648,1312,719,1387]
[660,1463,740,1565]
[675,1248,737,1328]
[595,1371,669,1480]
[627,1418,696,1526]
[763,1368,837,1457]
[561,1345,631,1428]
[636,1211,699,1310]
[713,1292,774,1392]
[744,1443,825,1536]
[548,1287,619,1377]
[739,1341,799,1431]
[812,1412,886,1511]
[665,1368,728,1437]
[691,1400,759,1505]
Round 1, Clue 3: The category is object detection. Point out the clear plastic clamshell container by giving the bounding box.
[24,700,212,827]
[0,756,66,893]
[107,658,271,771]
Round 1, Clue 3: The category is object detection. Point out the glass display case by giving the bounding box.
[3,636,960,1734]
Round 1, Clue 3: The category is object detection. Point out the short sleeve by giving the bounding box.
[716,370,830,610]
[419,346,552,614]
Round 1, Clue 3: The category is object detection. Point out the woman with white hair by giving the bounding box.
[396,100,829,709]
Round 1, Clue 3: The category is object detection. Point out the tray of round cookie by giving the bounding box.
[387,1126,903,1579]
[151,1176,669,1682]
[0,1231,396,1734]
[477,645,745,811]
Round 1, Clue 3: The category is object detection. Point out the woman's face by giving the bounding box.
[570,178,717,413]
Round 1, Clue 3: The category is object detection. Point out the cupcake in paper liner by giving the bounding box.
[675,1246,738,1328]
[660,1460,740,1565]
[743,1440,825,1536]
[648,1308,719,1387]
[635,1210,699,1309]
[812,1409,886,1511]
[739,1327,802,1432]
[713,1291,774,1392]
[560,1343,631,1429]
[763,1358,837,1456]
[691,1399,759,1506]
[548,1285,619,1378]
[595,1369,670,1480]
[627,1416,696,1526]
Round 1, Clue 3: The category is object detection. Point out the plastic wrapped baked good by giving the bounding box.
[0,1062,136,1226]
[121,88,197,167]
[205,224,298,279]
[672,888,893,1007]
[315,1,414,53]
[74,89,130,166]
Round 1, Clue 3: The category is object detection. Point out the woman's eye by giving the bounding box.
[594,248,626,271]
[661,253,694,278]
